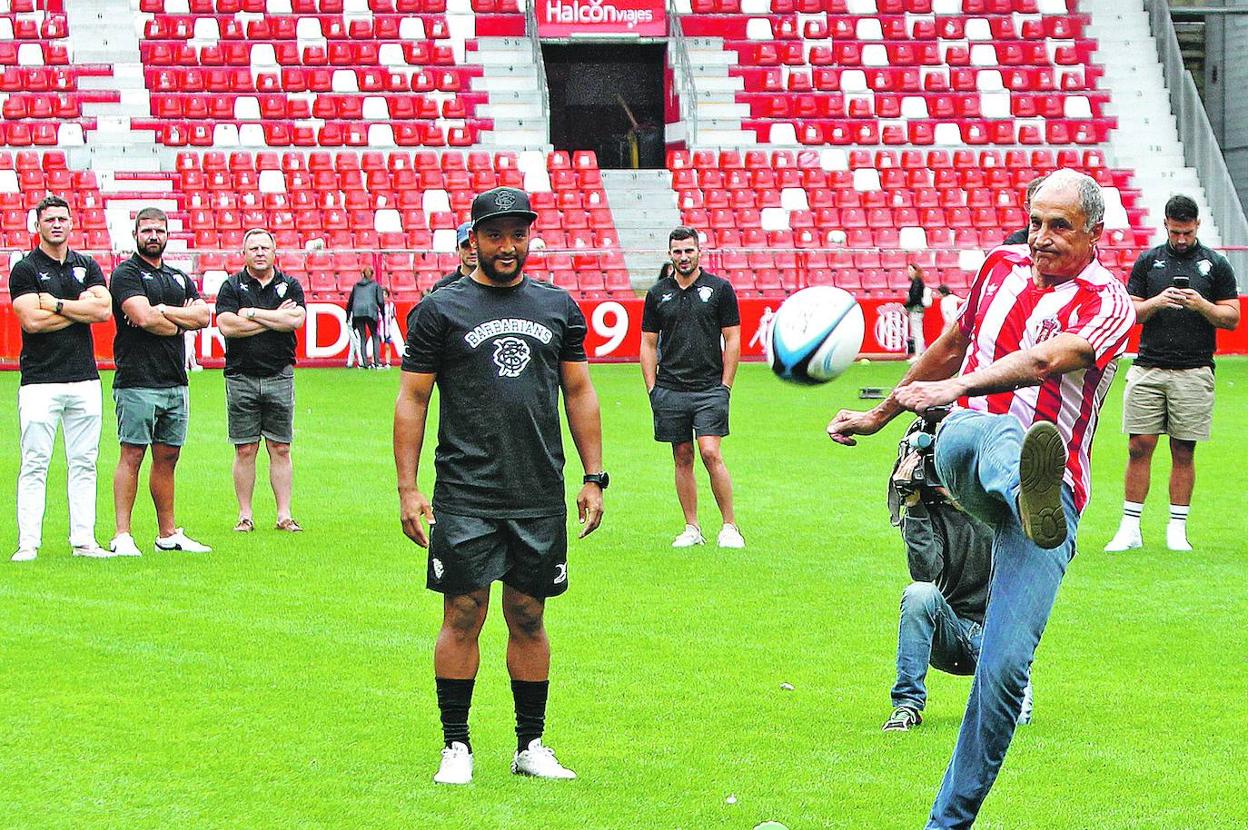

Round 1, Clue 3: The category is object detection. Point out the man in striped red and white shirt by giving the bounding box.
[829,170,1136,829]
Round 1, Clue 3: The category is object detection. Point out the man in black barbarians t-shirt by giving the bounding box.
[8,195,113,561]
[395,187,606,786]
[215,228,307,534]
[428,221,478,295]
[1105,195,1241,553]
[107,207,213,557]
[640,226,744,549]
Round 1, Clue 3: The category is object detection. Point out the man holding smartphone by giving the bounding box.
[1105,195,1240,552]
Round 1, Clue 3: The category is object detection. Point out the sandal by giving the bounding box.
[233,517,254,533]
[275,517,303,533]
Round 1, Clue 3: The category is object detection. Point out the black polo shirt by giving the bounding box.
[402,276,588,518]
[1128,241,1238,369]
[7,247,107,386]
[641,270,740,392]
[110,254,201,389]
[430,269,469,293]
[215,268,306,378]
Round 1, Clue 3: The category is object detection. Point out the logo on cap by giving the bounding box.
[494,190,517,211]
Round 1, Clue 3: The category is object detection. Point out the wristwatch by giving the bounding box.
[54,299,64,314]
[583,472,610,490]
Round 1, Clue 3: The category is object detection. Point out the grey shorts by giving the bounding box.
[114,386,190,447]
[1122,365,1215,442]
[427,512,569,599]
[225,365,295,445]
[650,385,731,443]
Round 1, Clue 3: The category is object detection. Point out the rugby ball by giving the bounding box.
[768,286,865,384]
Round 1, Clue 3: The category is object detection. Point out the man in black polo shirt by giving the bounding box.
[108,207,213,557]
[215,228,307,534]
[428,221,477,294]
[1105,195,1240,552]
[640,226,744,549]
[395,187,606,786]
[8,195,113,561]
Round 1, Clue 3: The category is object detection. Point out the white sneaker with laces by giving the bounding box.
[511,739,576,779]
[1103,526,1143,552]
[155,529,212,553]
[72,543,117,559]
[11,548,37,562]
[110,533,143,557]
[717,523,746,549]
[433,742,473,785]
[671,524,705,548]
[1166,524,1193,552]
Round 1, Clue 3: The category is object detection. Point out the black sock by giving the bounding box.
[512,679,550,752]
[435,677,474,752]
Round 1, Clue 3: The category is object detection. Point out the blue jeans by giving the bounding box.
[925,410,1079,830]
[892,582,981,711]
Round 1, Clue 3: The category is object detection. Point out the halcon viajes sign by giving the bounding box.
[537,0,668,36]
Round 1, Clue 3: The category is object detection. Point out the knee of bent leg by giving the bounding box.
[901,582,941,616]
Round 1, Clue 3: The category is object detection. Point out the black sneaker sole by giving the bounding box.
[1019,421,1067,549]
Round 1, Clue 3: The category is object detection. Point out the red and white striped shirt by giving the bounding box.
[955,245,1137,511]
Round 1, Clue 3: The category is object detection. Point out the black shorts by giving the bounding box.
[427,512,569,599]
[650,385,730,443]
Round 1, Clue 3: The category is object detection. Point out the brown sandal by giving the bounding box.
[275,517,303,533]
[233,517,254,533]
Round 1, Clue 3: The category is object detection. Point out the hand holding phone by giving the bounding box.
[1173,276,1190,289]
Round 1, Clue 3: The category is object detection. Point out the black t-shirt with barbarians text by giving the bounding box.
[641,270,741,392]
[1128,241,1238,369]
[110,254,201,389]
[214,269,306,378]
[403,276,588,518]
[7,247,107,386]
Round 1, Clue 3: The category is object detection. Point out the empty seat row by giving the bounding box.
[145,66,479,94]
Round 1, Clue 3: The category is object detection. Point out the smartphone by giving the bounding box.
[1173,276,1191,289]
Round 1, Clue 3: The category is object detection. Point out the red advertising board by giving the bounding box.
[3,297,1246,370]
[536,0,667,37]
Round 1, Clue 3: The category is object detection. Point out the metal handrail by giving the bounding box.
[1146,0,1248,288]
[666,0,699,146]
[524,0,552,146]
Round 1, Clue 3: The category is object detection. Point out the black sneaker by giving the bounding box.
[1018,421,1067,549]
[882,705,922,732]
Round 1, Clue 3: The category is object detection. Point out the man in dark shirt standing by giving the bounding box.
[641,226,743,549]
[1105,195,1240,552]
[108,207,213,557]
[346,265,384,369]
[395,187,606,786]
[8,195,113,561]
[428,221,477,294]
[215,229,307,533]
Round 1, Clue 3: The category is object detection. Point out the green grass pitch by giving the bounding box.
[1,360,1245,829]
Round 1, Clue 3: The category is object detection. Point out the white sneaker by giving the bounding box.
[511,739,576,780]
[109,533,143,557]
[155,529,212,553]
[72,543,117,559]
[1103,527,1143,552]
[717,523,746,549]
[1018,680,1034,725]
[11,548,37,562]
[1166,524,1193,552]
[671,524,705,548]
[433,742,473,785]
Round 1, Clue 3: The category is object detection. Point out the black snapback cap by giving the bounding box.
[470,186,538,229]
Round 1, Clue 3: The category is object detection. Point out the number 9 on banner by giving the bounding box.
[591,301,629,357]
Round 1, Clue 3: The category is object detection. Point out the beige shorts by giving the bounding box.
[1121,365,1215,441]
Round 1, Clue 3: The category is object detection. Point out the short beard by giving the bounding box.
[479,254,525,284]
[141,242,166,259]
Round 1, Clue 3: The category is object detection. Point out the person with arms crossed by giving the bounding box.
[215,229,307,533]
[1104,195,1240,552]
[108,208,213,556]
[828,170,1135,828]
[641,227,744,549]
[394,187,606,785]
[8,196,113,561]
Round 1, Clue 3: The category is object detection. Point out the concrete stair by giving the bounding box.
[474,38,549,150]
[599,169,681,288]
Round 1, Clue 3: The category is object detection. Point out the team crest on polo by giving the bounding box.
[493,337,532,378]
[72,266,86,283]
[1198,260,1212,276]
[172,273,185,290]
[276,282,288,298]
[697,286,714,302]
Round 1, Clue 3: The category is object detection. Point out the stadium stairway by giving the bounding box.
[599,168,682,284]
[471,36,546,150]
[1083,0,1222,247]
